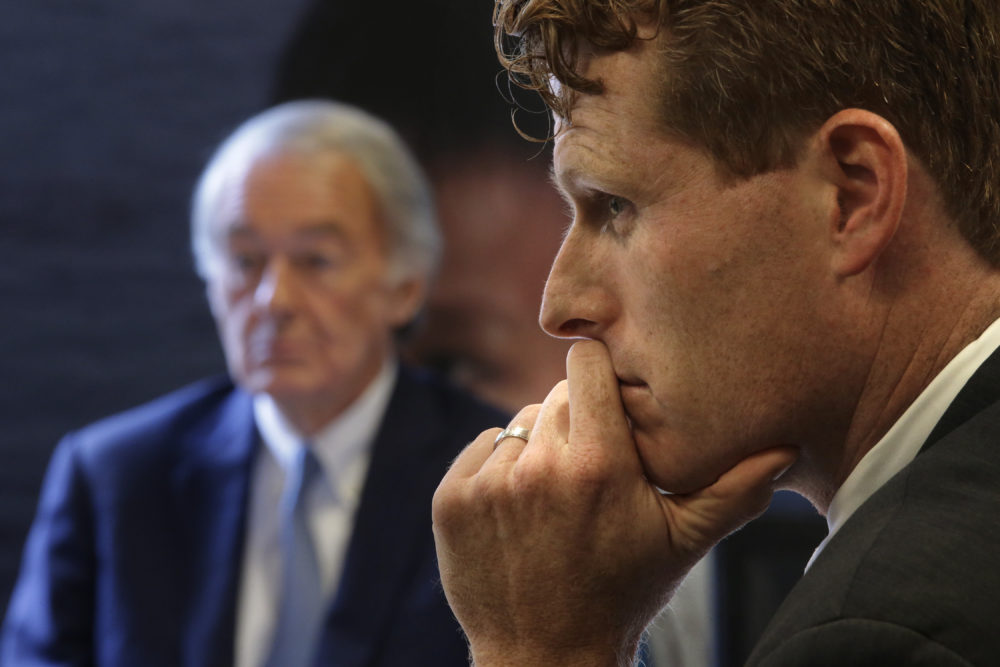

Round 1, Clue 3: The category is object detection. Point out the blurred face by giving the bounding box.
[403,158,571,412]
[204,150,422,432]
[542,39,845,493]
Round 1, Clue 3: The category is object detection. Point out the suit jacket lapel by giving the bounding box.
[316,367,450,667]
[171,386,257,667]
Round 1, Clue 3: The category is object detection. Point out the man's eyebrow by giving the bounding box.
[295,222,349,240]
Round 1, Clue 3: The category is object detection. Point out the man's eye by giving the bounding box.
[303,255,328,268]
[597,194,635,237]
[231,253,264,271]
[296,253,342,270]
[608,196,626,217]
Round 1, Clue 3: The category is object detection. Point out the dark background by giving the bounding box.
[0,0,317,614]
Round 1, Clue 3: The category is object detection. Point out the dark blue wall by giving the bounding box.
[0,0,312,613]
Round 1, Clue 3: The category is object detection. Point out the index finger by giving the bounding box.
[566,340,632,452]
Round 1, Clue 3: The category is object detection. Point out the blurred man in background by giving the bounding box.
[2,100,502,666]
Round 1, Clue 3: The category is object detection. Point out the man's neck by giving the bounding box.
[801,261,1000,512]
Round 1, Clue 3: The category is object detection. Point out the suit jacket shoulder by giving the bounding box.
[1,376,257,667]
[748,355,1000,666]
[64,376,250,481]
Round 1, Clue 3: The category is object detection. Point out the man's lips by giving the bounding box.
[616,372,647,390]
[249,338,307,362]
[616,378,647,429]
[617,376,649,403]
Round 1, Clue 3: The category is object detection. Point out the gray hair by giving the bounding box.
[191,99,441,283]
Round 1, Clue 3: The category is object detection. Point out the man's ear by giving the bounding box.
[818,109,908,277]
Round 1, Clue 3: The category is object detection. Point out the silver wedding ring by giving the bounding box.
[493,425,531,448]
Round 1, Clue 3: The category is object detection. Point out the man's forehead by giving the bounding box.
[219,219,350,242]
[555,42,664,130]
[552,88,666,192]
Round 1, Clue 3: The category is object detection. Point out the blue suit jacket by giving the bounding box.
[2,366,506,666]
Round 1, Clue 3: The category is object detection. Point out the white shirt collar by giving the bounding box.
[252,358,398,505]
[806,316,1000,571]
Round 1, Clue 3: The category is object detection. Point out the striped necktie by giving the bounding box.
[265,445,325,667]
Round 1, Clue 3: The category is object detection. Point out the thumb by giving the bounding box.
[663,446,799,556]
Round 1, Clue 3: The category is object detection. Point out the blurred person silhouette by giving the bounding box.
[272,3,823,666]
[1,100,505,667]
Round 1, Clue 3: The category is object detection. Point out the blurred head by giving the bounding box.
[410,151,570,410]
[192,100,440,432]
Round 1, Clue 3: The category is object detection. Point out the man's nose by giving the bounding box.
[539,229,615,340]
[253,257,299,314]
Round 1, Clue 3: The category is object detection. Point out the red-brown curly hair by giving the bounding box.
[494,0,1000,265]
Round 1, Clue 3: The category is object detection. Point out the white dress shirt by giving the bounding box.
[806,316,1000,571]
[235,360,398,667]
[647,550,716,667]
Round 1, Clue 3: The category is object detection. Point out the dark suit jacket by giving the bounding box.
[1,366,506,667]
[747,350,1000,666]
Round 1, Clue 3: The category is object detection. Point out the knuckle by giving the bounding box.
[431,481,463,527]
[510,404,541,428]
[474,466,517,503]
[509,459,549,496]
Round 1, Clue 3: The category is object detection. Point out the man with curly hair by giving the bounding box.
[433,2,1000,665]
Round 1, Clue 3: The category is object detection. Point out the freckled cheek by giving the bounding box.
[648,240,749,336]
[627,261,711,344]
